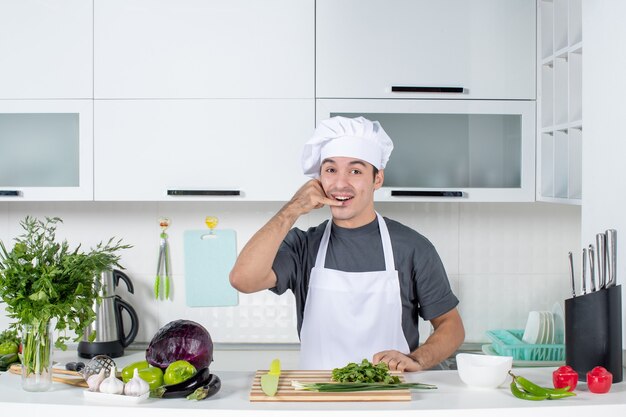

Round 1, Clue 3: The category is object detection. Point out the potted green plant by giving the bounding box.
[0,216,130,391]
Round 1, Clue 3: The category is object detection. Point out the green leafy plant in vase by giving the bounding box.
[0,216,131,391]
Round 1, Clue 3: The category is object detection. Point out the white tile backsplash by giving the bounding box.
[0,201,580,346]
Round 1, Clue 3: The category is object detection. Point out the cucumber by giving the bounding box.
[0,353,19,371]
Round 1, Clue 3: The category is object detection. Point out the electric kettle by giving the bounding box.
[78,269,139,358]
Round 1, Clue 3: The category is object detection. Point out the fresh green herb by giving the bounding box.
[0,328,20,346]
[0,216,131,350]
[331,359,400,384]
[291,381,437,392]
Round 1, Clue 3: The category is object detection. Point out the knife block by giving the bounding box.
[564,285,622,383]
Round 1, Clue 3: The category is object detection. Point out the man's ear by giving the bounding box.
[374,169,384,190]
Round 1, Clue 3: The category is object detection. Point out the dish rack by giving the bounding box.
[486,329,565,362]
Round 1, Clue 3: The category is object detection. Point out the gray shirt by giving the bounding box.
[271,216,459,351]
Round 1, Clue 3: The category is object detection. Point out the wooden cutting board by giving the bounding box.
[249,370,411,402]
[8,363,88,388]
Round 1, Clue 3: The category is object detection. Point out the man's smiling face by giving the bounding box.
[319,156,384,228]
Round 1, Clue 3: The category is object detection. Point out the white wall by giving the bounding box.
[582,0,626,345]
[0,201,580,345]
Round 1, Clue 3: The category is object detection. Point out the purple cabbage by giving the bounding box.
[146,319,213,370]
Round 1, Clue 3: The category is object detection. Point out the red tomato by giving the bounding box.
[553,365,578,391]
[586,366,613,394]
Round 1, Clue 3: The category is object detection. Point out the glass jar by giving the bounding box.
[20,321,53,392]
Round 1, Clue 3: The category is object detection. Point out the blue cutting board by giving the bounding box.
[184,229,239,307]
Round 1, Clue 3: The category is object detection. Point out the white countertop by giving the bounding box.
[1,350,626,417]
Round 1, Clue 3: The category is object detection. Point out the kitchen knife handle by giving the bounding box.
[596,233,607,289]
[606,229,617,287]
[589,244,597,292]
[391,86,464,93]
[0,190,21,197]
[391,190,464,197]
[167,189,241,196]
[568,251,576,298]
[582,248,587,295]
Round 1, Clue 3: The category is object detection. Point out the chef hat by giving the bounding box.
[301,116,393,178]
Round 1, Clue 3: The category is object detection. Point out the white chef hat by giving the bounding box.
[301,116,393,178]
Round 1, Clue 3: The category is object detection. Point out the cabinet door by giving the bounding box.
[94,99,313,201]
[94,0,314,99]
[316,0,535,100]
[317,99,536,202]
[0,100,93,201]
[0,0,92,99]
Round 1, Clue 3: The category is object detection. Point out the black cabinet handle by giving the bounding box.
[0,190,21,197]
[167,189,241,196]
[391,190,464,197]
[391,86,464,93]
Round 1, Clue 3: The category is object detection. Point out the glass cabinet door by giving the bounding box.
[317,99,535,202]
[0,100,93,201]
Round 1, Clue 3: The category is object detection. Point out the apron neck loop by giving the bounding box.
[315,213,395,271]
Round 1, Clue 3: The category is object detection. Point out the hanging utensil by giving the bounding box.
[568,251,576,298]
[155,217,172,300]
[605,229,617,288]
[589,244,597,292]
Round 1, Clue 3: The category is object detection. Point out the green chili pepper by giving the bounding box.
[510,372,571,396]
[508,371,576,401]
[510,380,549,401]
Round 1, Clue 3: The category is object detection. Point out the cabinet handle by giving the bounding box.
[391,86,464,93]
[167,189,241,196]
[0,190,21,197]
[391,190,464,197]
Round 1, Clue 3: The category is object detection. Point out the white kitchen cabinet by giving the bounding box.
[0,0,92,99]
[537,0,582,204]
[316,0,536,100]
[94,99,313,201]
[0,100,93,201]
[94,0,314,99]
[318,99,536,202]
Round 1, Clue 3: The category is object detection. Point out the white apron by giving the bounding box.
[299,213,410,370]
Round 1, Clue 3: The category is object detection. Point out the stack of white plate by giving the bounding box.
[522,310,555,345]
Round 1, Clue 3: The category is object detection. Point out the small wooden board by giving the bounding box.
[249,370,411,402]
[9,363,88,388]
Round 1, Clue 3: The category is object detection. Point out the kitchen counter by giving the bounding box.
[1,350,626,417]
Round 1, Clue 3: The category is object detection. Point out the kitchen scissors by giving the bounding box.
[155,217,171,300]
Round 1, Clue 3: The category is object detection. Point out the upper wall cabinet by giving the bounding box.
[94,0,314,99]
[316,0,536,100]
[94,99,313,201]
[0,100,94,201]
[0,0,93,99]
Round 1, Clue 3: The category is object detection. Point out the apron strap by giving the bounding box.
[376,213,395,272]
[314,213,396,271]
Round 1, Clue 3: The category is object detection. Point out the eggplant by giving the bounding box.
[151,367,211,398]
[186,374,221,400]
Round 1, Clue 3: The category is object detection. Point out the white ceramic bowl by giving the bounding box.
[456,353,513,388]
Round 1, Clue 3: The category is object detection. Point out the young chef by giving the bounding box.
[230,116,464,371]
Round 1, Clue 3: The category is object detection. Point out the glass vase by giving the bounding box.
[20,321,53,392]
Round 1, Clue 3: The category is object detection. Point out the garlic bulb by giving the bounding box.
[87,368,106,392]
[124,368,150,397]
[99,366,125,395]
